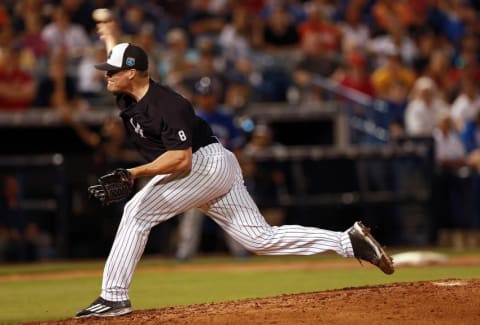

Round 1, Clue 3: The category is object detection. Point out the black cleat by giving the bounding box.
[348,221,395,275]
[75,296,132,318]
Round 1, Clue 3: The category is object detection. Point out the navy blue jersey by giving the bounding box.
[116,80,216,162]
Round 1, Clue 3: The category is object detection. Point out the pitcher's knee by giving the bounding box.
[120,205,155,230]
[242,243,275,255]
[123,200,136,216]
[236,229,277,254]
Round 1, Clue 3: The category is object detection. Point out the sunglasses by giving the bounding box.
[106,70,123,77]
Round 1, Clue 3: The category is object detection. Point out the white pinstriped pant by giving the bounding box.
[176,207,249,260]
[101,143,354,301]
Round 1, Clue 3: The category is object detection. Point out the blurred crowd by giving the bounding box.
[0,1,477,114]
[1,0,480,260]
[0,0,479,147]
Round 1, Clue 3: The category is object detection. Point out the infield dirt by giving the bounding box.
[41,279,480,325]
[11,255,480,325]
[17,278,479,325]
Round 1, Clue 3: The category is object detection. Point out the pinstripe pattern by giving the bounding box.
[101,143,354,301]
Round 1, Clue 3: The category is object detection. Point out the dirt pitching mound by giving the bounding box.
[30,278,480,325]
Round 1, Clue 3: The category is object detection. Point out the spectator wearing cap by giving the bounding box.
[433,111,468,171]
[404,76,449,136]
[0,43,36,110]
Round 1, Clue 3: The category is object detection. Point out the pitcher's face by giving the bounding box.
[105,69,132,93]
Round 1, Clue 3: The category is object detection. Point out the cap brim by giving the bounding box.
[94,62,122,71]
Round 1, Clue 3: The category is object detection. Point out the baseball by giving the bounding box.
[92,8,113,22]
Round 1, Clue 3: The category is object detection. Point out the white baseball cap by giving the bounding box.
[95,42,148,72]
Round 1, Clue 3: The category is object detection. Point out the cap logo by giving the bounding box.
[126,57,135,67]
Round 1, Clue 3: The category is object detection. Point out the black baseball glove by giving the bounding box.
[88,168,133,205]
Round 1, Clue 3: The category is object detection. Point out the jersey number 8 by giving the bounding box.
[178,130,187,141]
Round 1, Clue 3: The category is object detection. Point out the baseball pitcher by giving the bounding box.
[75,15,394,318]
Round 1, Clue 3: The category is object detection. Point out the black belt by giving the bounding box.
[194,136,219,153]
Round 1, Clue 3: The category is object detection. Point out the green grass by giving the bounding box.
[0,252,479,324]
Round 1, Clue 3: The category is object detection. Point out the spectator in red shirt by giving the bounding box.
[336,52,375,97]
[297,2,342,53]
[21,13,49,62]
[0,44,36,111]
